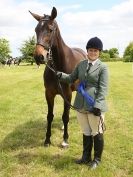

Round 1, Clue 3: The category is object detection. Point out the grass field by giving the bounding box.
[0,62,133,177]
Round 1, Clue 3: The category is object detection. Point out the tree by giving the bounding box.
[123,42,133,62]
[109,48,119,58]
[19,36,36,64]
[100,48,120,61]
[102,49,109,54]
[0,38,11,63]
[100,52,111,62]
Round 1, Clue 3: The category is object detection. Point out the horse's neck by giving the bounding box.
[52,33,70,71]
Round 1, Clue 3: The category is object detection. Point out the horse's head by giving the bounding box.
[29,7,57,64]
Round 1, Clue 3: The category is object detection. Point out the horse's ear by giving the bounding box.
[29,11,43,21]
[50,7,57,20]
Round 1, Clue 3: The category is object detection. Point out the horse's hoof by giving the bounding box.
[61,141,69,148]
[44,140,51,147]
[61,125,64,130]
[44,143,50,147]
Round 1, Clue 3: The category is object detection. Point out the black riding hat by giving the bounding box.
[86,37,103,51]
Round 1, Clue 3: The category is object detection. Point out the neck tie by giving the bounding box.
[86,63,92,73]
[85,63,92,83]
[85,63,92,78]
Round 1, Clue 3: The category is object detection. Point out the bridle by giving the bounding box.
[36,17,57,51]
[35,17,57,68]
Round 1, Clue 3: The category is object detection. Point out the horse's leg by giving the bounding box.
[44,89,55,147]
[61,89,72,148]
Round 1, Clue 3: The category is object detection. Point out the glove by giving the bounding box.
[92,108,101,116]
[56,71,62,79]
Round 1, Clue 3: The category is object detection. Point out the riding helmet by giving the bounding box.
[86,37,103,51]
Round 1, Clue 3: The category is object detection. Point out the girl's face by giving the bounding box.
[87,48,100,61]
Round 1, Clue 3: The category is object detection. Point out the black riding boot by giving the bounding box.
[75,134,93,164]
[90,133,104,169]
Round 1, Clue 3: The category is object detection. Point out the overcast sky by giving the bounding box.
[0,0,133,57]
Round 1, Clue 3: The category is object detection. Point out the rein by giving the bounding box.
[45,49,85,113]
[45,50,106,132]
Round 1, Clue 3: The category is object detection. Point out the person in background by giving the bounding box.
[56,37,109,169]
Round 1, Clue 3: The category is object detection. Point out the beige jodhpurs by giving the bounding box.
[76,111,105,136]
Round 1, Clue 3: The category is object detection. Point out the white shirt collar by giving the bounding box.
[88,58,99,65]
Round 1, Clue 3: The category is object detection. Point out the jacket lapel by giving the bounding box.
[89,59,101,73]
[81,59,88,72]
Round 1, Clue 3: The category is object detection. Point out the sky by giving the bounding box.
[0,0,133,57]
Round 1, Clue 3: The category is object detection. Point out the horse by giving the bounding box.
[6,57,14,67]
[13,57,22,66]
[30,7,87,147]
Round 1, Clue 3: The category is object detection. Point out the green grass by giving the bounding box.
[0,62,133,177]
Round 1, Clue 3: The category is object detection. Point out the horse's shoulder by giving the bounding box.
[72,48,86,56]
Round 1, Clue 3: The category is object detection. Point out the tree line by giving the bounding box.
[0,36,133,64]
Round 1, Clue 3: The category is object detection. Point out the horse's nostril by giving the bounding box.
[34,54,47,64]
[34,55,44,63]
[39,55,44,60]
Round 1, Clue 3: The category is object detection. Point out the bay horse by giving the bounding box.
[30,7,87,147]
